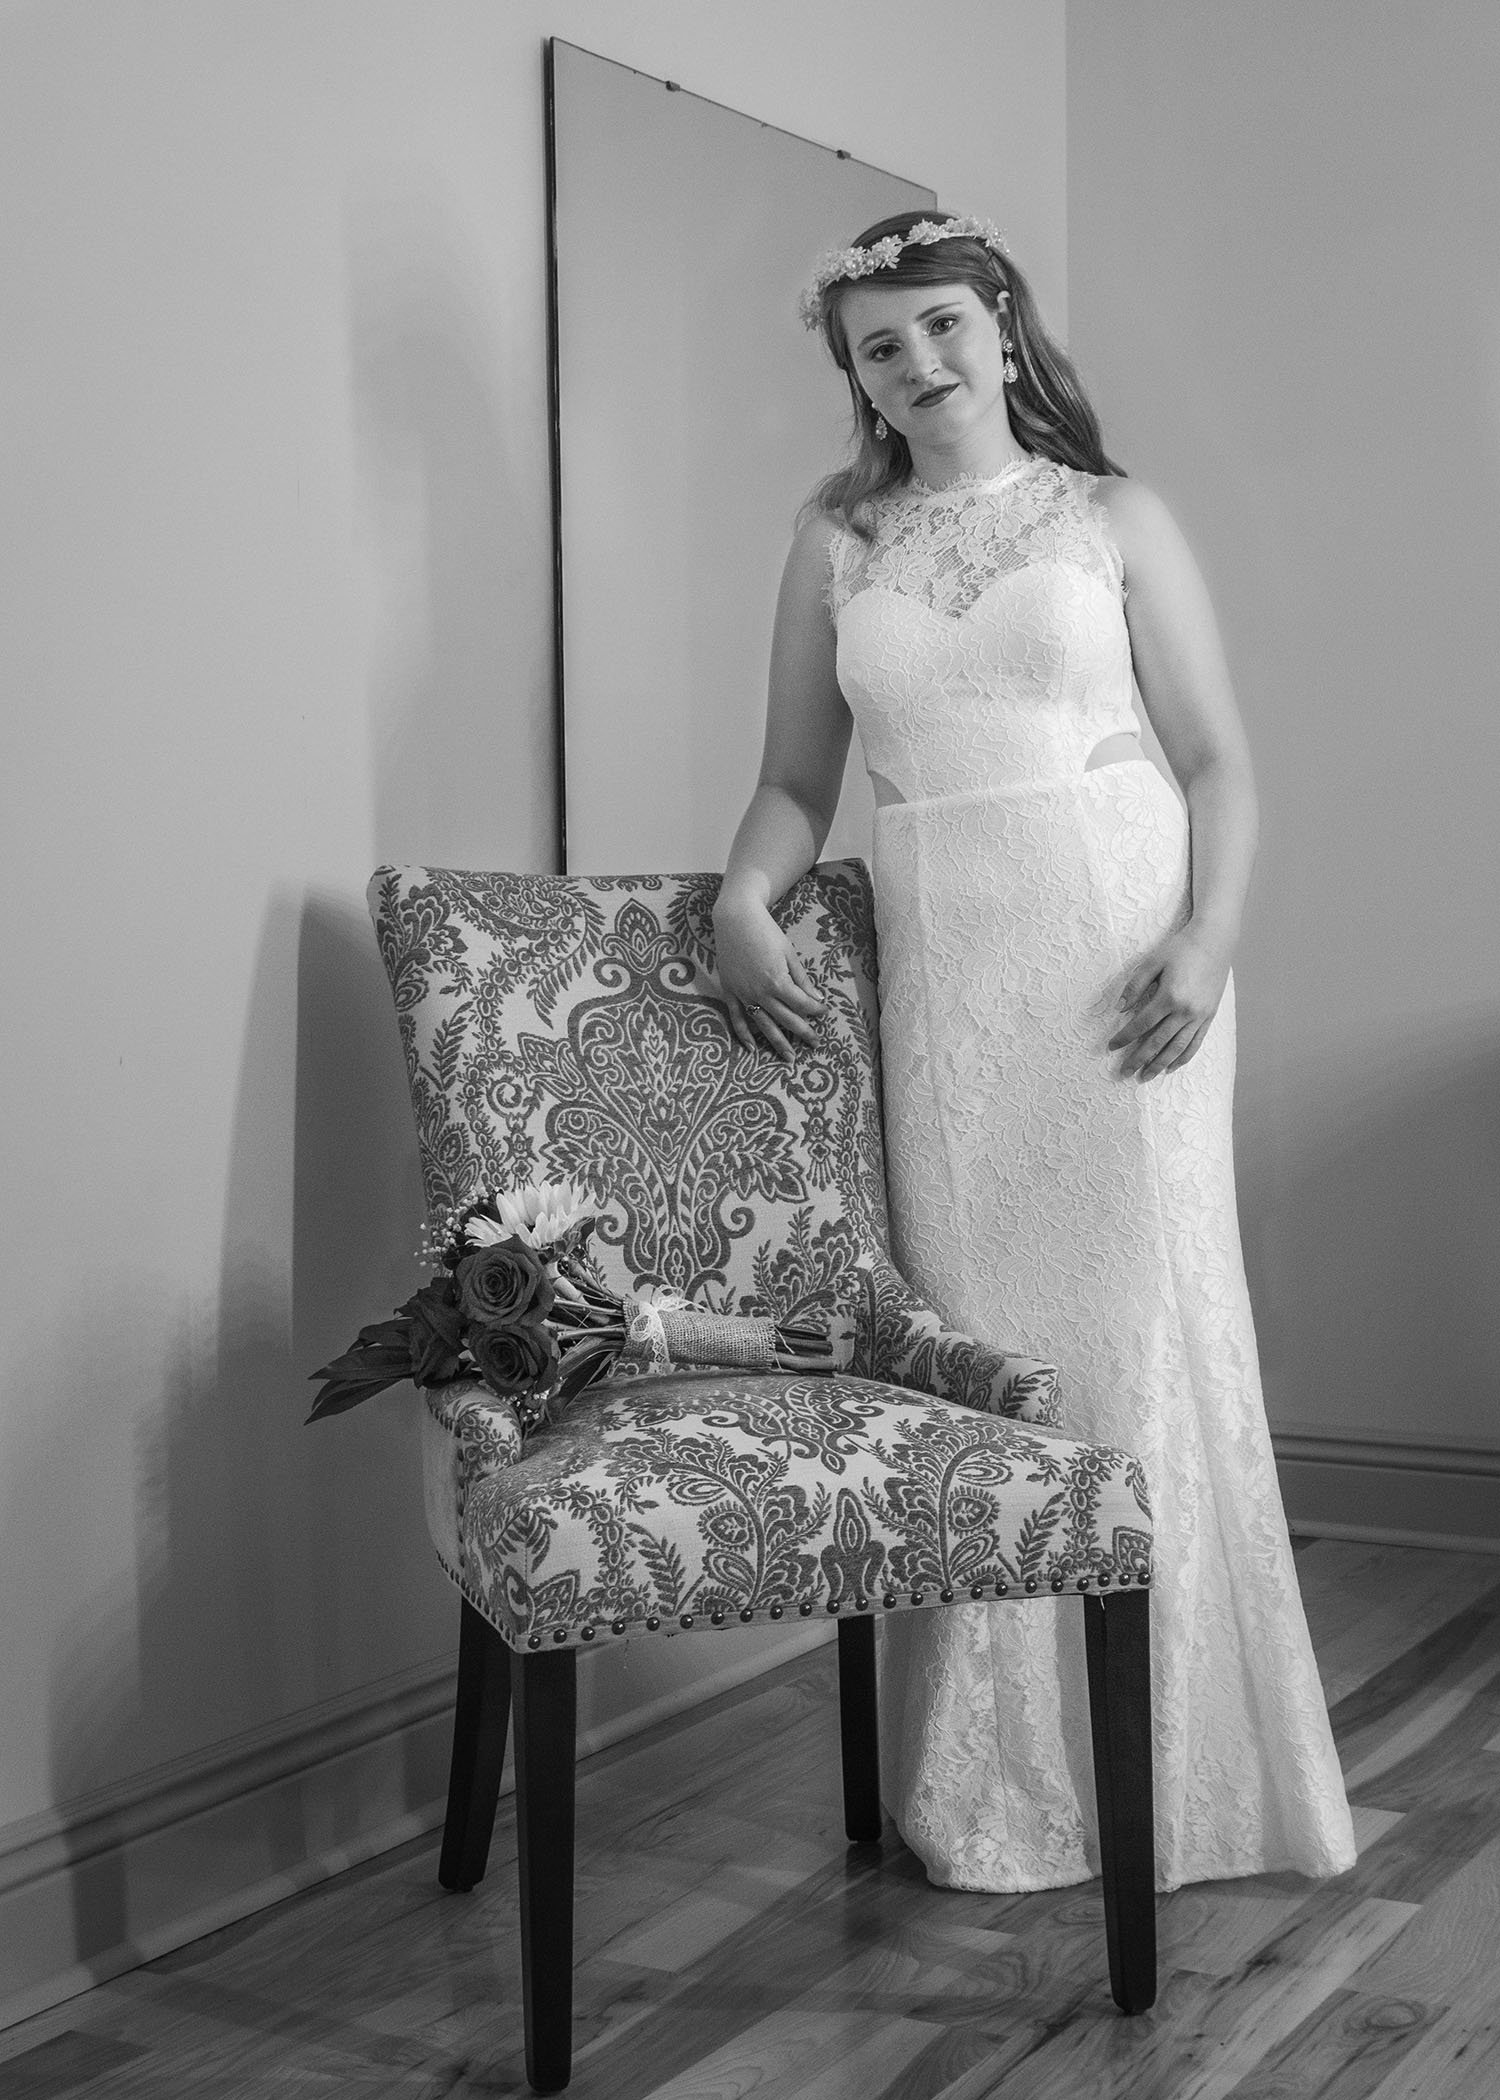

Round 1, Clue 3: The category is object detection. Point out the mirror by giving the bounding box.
[547,41,935,875]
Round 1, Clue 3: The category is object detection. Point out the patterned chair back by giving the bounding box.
[368,863,890,1326]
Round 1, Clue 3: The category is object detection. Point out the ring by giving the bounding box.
[743,1004,762,1016]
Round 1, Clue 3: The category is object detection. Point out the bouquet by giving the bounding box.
[307,1178,834,1436]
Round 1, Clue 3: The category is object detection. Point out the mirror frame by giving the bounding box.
[544,40,935,873]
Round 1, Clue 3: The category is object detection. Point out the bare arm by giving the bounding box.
[714,513,853,1058]
[1098,477,1260,1079]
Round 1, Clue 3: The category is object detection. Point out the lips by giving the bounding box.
[912,383,958,408]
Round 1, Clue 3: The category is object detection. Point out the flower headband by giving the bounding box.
[799,215,1008,330]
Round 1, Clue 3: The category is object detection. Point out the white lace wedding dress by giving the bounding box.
[828,455,1355,1891]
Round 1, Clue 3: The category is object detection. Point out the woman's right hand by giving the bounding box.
[713,514,848,1061]
[712,890,825,1061]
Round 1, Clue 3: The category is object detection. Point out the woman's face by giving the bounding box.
[839,280,1009,452]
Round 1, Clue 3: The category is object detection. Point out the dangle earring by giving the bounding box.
[1001,336,1019,385]
[873,412,888,441]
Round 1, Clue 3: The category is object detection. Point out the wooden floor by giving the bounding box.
[5,1539,1500,2099]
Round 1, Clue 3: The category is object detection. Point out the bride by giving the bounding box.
[712,212,1355,1892]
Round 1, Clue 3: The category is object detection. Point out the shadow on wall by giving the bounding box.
[1246,1028,1500,1443]
[347,179,556,876]
[43,890,445,1976]
[291,885,444,1695]
[296,891,458,1837]
[45,894,302,1966]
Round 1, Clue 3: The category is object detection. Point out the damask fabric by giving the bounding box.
[832,456,1356,1891]
[368,862,1063,1433]
[368,864,1114,1669]
[440,1372,1151,1647]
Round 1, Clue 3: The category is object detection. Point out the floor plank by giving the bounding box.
[4,1542,1500,2100]
[1351,1829,1500,2013]
[1218,1987,1440,2100]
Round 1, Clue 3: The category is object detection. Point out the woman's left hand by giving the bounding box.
[1109,926,1232,1081]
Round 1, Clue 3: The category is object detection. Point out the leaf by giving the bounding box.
[306,1313,416,1423]
[1014,1493,1064,1578]
[311,1320,413,1384]
[554,1335,621,1402]
[428,1005,471,1093]
[633,1529,688,1613]
[305,1370,408,1422]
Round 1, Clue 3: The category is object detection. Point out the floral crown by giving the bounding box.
[799,215,1008,330]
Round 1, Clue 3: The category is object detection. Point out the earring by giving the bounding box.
[1001,336,1018,385]
[873,412,888,441]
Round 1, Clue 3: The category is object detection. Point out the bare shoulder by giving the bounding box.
[776,507,845,622]
[1092,474,1180,550]
[784,506,842,576]
[1090,474,1204,595]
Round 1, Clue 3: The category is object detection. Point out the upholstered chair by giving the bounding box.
[369,860,1156,2093]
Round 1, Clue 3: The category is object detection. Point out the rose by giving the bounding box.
[456,1240,554,1328]
[395,1275,466,1386]
[470,1318,559,1398]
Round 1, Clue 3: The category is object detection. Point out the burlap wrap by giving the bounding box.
[620,1304,781,1376]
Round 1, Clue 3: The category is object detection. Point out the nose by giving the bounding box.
[903,340,943,387]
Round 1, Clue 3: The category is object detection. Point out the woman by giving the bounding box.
[713,212,1355,1892]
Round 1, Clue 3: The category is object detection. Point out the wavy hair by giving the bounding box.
[804,211,1124,539]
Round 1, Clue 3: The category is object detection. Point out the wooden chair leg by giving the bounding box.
[837,1615,882,1842]
[513,1647,578,2094]
[1083,1588,1157,2014]
[438,1598,512,1893]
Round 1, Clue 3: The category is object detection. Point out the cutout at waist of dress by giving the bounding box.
[869,734,1149,810]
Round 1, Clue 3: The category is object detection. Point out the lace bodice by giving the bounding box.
[830,458,1140,799]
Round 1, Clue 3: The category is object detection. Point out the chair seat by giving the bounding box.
[449,1372,1153,1649]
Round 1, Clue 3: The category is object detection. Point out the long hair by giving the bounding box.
[805,211,1124,539]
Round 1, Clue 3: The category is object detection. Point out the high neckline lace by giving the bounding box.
[907,454,1047,499]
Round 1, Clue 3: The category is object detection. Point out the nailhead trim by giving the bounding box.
[450,1565,1150,1649]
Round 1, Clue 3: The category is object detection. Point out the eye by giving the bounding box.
[928,314,959,336]
[865,342,896,362]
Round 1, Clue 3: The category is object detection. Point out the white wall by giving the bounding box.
[1067,1,1500,1528]
[0,0,1068,2016]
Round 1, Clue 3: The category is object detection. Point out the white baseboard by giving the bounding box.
[0,1621,834,2033]
[1288,1518,1500,1557]
[1272,1426,1500,1551]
